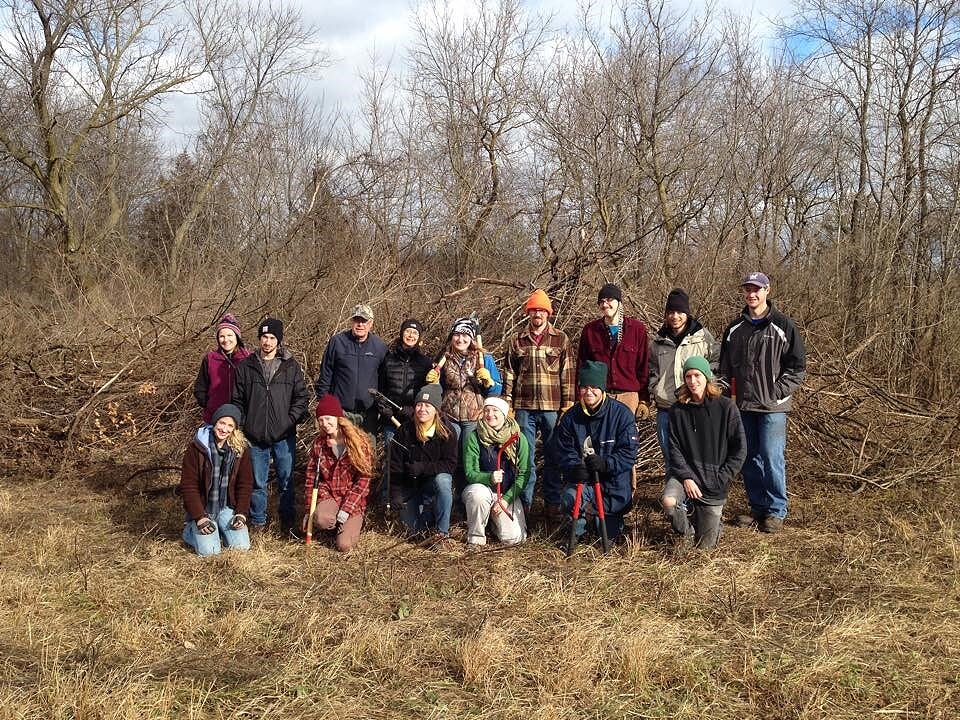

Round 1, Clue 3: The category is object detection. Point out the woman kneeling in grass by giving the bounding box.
[303,394,373,552]
[389,384,459,547]
[462,396,530,547]
[180,403,252,556]
[662,356,746,549]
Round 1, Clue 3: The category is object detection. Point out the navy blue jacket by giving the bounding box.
[549,396,638,514]
[314,330,388,411]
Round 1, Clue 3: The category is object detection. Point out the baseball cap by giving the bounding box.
[741,272,770,288]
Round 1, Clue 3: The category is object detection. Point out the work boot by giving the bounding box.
[760,516,784,534]
[731,513,759,528]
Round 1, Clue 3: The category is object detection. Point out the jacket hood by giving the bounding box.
[193,424,215,462]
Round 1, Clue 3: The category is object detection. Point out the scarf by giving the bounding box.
[476,416,523,466]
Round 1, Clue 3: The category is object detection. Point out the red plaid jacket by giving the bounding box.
[304,436,371,516]
[503,323,576,411]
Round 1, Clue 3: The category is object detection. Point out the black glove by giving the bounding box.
[229,513,246,530]
[584,453,607,475]
[405,461,424,478]
[196,517,216,535]
[379,402,395,421]
[567,463,589,484]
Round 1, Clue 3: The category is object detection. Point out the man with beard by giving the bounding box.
[503,289,575,516]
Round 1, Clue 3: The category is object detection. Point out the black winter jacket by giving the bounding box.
[231,348,311,446]
[719,302,806,413]
[379,342,432,410]
[668,395,746,505]
[388,418,459,487]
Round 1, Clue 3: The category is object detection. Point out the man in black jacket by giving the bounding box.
[719,272,806,533]
[232,318,310,535]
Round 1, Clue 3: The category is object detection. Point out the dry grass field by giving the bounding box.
[0,464,956,720]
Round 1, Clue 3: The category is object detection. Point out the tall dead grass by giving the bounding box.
[1,471,957,719]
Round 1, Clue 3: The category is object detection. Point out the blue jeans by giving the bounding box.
[182,507,251,556]
[656,409,673,477]
[740,411,788,519]
[560,484,625,541]
[515,409,558,508]
[392,472,454,535]
[448,419,477,456]
[249,435,296,526]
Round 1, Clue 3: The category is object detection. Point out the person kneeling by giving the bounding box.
[662,356,746,549]
[303,395,373,552]
[462,397,530,547]
[180,403,252,556]
[551,361,639,544]
[388,384,459,545]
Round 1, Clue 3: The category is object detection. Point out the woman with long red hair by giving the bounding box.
[303,395,374,552]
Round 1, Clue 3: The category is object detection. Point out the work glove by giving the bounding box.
[491,469,504,485]
[567,463,589,485]
[335,509,349,533]
[379,403,395,422]
[426,368,440,384]
[196,516,216,535]
[584,453,607,475]
[301,513,310,532]
[229,513,246,530]
[635,401,652,421]
[475,367,494,389]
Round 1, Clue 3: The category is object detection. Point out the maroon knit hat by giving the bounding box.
[315,394,344,419]
[216,313,242,340]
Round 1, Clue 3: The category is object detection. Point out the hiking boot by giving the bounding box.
[760,516,784,534]
[731,514,758,528]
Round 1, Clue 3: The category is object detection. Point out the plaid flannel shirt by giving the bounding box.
[503,323,576,411]
[304,436,371,516]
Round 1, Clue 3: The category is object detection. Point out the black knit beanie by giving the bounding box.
[258,318,284,343]
[665,288,691,315]
[597,283,622,303]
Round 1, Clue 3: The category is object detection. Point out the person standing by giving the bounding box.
[179,403,253,556]
[719,272,806,533]
[231,318,311,536]
[378,318,432,444]
[314,303,388,443]
[303,394,374,552]
[426,315,503,453]
[662,357,746,549]
[648,289,719,478]
[549,361,639,544]
[462,396,531,547]
[502,289,575,514]
[577,283,652,419]
[193,314,251,424]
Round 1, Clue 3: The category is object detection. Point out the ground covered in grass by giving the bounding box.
[0,468,956,719]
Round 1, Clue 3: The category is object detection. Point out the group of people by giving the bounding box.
[180,271,806,556]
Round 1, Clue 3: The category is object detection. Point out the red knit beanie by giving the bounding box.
[315,394,344,419]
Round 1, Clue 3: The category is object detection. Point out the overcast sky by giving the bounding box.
[160,0,797,151]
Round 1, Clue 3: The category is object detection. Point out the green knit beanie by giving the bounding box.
[578,361,608,390]
[682,356,713,379]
